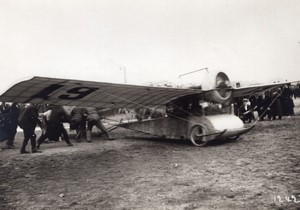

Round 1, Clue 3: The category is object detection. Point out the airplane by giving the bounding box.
[0,70,296,146]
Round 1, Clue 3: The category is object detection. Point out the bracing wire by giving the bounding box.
[95,88,203,126]
[252,88,284,126]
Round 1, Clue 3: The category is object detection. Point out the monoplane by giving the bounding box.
[0,70,294,146]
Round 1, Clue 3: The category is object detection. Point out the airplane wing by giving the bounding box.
[232,81,296,98]
[0,77,203,109]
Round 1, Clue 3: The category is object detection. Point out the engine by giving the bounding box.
[201,71,232,104]
[166,71,233,117]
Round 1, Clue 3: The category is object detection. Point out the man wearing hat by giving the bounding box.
[239,98,253,123]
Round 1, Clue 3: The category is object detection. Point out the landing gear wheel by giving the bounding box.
[190,125,208,147]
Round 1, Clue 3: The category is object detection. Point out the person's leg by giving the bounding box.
[20,129,30,154]
[6,126,17,147]
[79,120,86,139]
[58,123,72,146]
[251,111,255,121]
[95,120,113,140]
[75,128,81,142]
[37,130,49,149]
[74,121,83,141]
[86,120,94,142]
[267,109,272,120]
[76,122,85,141]
[246,113,252,123]
[30,132,40,153]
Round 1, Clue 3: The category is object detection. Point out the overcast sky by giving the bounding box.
[1,0,300,92]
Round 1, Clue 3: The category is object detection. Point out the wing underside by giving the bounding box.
[0,77,203,109]
[232,81,294,98]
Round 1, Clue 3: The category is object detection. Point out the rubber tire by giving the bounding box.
[190,124,208,147]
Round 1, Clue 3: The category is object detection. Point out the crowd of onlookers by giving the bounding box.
[234,84,297,123]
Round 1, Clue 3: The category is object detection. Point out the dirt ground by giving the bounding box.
[1,103,300,210]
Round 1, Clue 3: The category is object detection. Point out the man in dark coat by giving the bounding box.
[270,91,282,120]
[1,103,21,149]
[0,103,9,143]
[257,91,276,121]
[37,105,73,149]
[18,104,42,154]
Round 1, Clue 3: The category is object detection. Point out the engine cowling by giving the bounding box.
[201,71,232,104]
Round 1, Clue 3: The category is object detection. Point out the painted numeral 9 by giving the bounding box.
[58,87,98,100]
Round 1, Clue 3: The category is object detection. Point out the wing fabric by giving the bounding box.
[0,77,203,109]
[232,81,295,98]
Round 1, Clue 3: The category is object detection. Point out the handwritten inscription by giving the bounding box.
[274,195,300,203]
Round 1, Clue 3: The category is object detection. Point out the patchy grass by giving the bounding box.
[1,114,300,209]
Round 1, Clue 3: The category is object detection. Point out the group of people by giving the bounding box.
[69,106,113,142]
[235,85,295,123]
[0,103,113,154]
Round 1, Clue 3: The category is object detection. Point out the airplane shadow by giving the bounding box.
[124,136,192,147]
[68,132,239,148]
[123,135,237,148]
